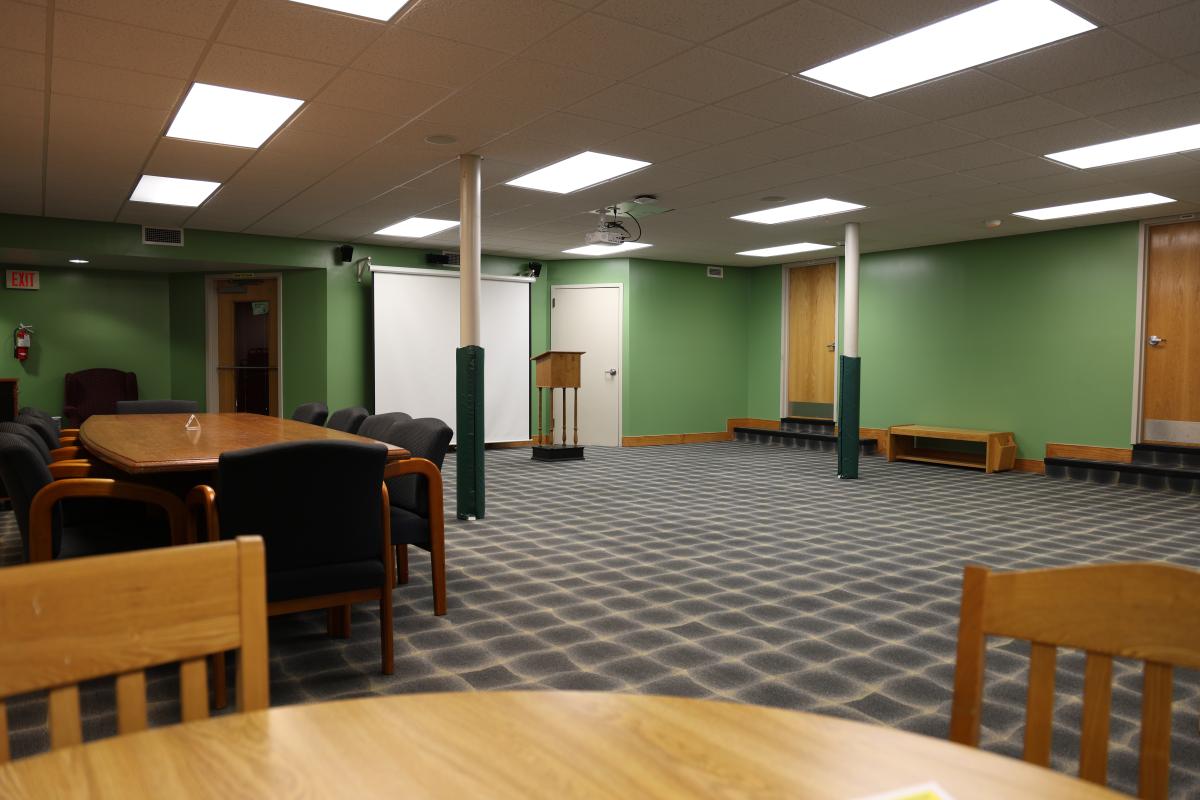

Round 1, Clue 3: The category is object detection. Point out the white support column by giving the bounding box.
[459,154,482,346]
[843,221,860,357]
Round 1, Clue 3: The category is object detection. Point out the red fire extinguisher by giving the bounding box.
[13,324,32,362]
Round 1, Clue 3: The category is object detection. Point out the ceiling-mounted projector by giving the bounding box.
[584,228,628,246]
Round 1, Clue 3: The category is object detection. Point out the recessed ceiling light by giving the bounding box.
[507,152,651,194]
[1013,193,1175,221]
[1046,122,1200,169]
[760,195,787,203]
[68,259,89,264]
[130,175,221,207]
[733,198,864,225]
[375,217,460,238]
[424,134,459,145]
[801,0,1095,98]
[167,83,303,148]
[737,242,835,258]
[562,242,653,256]
[287,0,411,20]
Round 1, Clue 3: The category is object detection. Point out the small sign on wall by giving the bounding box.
[5,270,39,290]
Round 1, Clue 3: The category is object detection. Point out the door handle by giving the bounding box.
[605,368,617,376]
[826,342,836,352]
[1148,335,1166,347]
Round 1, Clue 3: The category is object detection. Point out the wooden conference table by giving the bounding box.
[79,413,409,473]
[0,692,1124,799]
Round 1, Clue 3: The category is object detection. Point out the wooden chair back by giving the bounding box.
[949,562,1200,800]
[0,537,269,763]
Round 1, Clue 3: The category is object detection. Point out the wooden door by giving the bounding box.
[1143,221,1200,443]
[787,263,837,419]
[215,278,280,416]
[551,285,621,446]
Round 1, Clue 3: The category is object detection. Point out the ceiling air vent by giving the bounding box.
[706,266,724,279]
[142,225,184,246]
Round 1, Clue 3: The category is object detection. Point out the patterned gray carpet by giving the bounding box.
[3,441,1199,797]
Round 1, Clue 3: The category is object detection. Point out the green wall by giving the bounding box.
[168,273,207,410]
[850,222,1139,459]
[0,267,172,415]
[746,265,783,420]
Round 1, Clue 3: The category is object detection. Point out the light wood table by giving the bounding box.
[0,692,1126,799]
[80,413,408,474]
[887,424,1017,473]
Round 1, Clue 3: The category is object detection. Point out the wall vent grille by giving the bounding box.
[706,266,724,279]
[142,226,184,246]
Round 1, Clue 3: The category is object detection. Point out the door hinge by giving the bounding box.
[552,298,556,308]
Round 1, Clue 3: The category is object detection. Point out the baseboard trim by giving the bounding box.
[726,417,780,433]
[486,440,536,449]
[1013,459,1046,474]
[622,431,731,447]
[1045,443,1133,463]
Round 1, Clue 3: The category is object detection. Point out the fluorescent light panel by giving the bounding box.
[130,175,221,207]
[562,242,653,256]
[1013,193,1175,221]
[167,83,304,148]
[287,0,410,20]
[1046,122,1200,168]
[733,198,864,225]
[68,259,89,264]
[801,0,1095,97]
[507,152,650,194]
[375,217,459,238]
[738,242,834,258]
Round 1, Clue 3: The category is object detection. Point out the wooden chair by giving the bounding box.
[949,562,1200,800]
[0,537,268,762]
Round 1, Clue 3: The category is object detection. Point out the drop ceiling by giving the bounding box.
[2,0,1199,265]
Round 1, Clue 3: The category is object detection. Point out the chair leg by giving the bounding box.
[211,652,228,710]
[327,605,351,639]
[431,549,446,617]
[396,544,409,585]
[380,589,394,675]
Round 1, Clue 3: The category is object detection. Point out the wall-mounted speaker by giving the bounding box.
[337,244,354,264]
[527,262,543,278]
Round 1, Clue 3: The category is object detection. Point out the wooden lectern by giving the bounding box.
[531,350,585,461]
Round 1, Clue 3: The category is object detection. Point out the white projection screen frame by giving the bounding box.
[372,266,532,444]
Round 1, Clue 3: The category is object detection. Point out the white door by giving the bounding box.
[551,285,621,446]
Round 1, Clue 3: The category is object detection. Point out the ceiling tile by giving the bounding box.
[116,203,194,227]
[794,141,893,173]
[476,133,579,167]
[1097,90,1200,135]
[54,11,206,78]
[602,129,707,162]
[420,84,551,132]
[861,122,980,159]
[650,107,775,145]
[56,0,228,38]
[196,44,339,100]
[1046,63,1200,116]
[717,77,858,124]
[879,70,1028,120]
[143,137,255,181]
[471,58,615,110]
[352,28,508,88]
[827,0,981,33]
[566,83,700,128]
[944,96,1084,139]
[962,157,1069,184]
[843,159,947,186]
[0,110,43,215]
[981,30,1159,93]
[530,13,692,80]
[316,70,452,117]
[665,141,775,176]
[0,84,42,119]
[591,0,791,44]
[628,47,783,104]
[896,172,991,197]
[1117,2,1200,58]
[1087,152,1200,183]
[709,1,884,73]
[185,151,338,230]
[52,57,185,110]
[219,0,381,66]
[0,46,44,90]
[1005,170,1118,195]
[398,0,581,54]
[915,141,1028,172]
[1178,52,1200,77]
[1,0,46,53]
[997,117,1127,155]
[796,100,925,141]
[1064,0,1193,25]
[720,124,841,160]
[512,112,636,149]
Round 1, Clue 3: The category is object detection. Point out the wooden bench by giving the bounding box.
[887,425,1017,473]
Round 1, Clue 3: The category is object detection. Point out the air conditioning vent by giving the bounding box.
[142,226,184,246]
[706,266,724,279]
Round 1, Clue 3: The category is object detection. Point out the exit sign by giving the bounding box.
[5,270,39,290]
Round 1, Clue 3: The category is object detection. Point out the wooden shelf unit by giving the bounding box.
[887,424,1016,473]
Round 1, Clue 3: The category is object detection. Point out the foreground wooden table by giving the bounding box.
[0,692,1124,799]
[80,413,408,473]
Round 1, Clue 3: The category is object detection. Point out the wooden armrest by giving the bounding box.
[382,456,445,544]
[59,428,80,436]
[48,460,107,480]
[186,485,220,544]
[50,445,86,461]
[28,479,189,562]
[58,434,79,447]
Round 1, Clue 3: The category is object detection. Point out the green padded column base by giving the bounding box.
[837,355,861,479]
[456,345,485,519]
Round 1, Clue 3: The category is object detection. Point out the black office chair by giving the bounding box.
[188,440,395,675]
[357,412,412,442]
[115,399,199,414]
[0,434,184,563]
[291,402,328,426]
[15,412,75,452]
[326,406,369,434]
[381,417,452,616]
[17,406,59,433]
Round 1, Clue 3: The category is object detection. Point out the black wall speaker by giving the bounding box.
[527,262,543,278]
[337,244,354,264]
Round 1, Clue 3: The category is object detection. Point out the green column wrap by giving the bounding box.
[837,355,861,479]
[456,345,485,519]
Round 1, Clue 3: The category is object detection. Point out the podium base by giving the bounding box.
[532,444,585,462]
